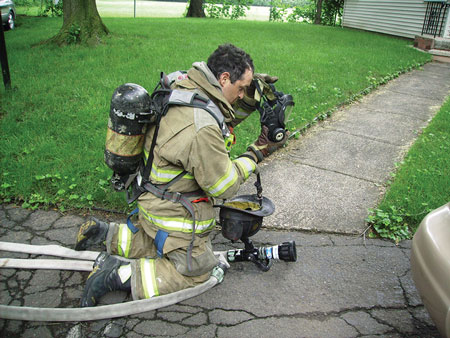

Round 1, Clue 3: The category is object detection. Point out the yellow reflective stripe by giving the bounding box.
[233,157,256,180]
[143,149,194,182]
[140,259,159,298]
[143,148,148,165]
[138,204,215,233]
[207,162,238,197]
[150,163,194,182]
[117,224,131,258]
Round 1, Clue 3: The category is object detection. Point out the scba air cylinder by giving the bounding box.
[104,83,154,175]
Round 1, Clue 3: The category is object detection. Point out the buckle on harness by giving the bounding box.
[171,192,182,202]
[162,191,182,203]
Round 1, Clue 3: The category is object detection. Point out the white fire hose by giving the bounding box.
[0,241,228,322]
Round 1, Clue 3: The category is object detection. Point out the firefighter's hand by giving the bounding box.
[246,73,279,98]
[256,73,279,84]
[247,125,289,163]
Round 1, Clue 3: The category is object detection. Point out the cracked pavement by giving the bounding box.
[1,62,449,337]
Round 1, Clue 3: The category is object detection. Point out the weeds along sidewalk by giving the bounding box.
[370,91,450,238]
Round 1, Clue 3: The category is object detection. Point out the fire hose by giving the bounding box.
[0,241,228,322]
[0,193,297,323]
[0,237,296,321]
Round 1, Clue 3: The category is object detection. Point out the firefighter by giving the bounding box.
[76,44,287,306]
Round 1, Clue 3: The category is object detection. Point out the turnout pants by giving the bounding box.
[104,219,217,300]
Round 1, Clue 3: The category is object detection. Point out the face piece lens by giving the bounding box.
[283,104,294,125]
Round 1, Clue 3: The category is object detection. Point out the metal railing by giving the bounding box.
[422,1,450,38]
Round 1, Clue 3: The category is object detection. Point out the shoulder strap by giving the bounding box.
[166,70,188,85]
[168,89,230,138]
[141,86,230,183]
[159,72,229,137]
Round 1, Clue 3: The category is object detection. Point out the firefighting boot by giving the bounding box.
[81,252,131,307]
[75,218,109,251]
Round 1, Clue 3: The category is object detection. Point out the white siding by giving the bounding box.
[342,0,428,38]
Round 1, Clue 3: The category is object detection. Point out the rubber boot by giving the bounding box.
[75,218,109,251]
[81,252,131,307]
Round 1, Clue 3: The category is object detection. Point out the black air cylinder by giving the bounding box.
[104,83,152,175]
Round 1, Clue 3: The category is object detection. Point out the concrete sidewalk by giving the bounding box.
[1,62,449,337]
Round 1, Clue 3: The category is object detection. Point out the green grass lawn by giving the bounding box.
[367,96,450,240]
[0,16,431,213]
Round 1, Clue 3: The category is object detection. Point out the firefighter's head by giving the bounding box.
[207,44,254,104]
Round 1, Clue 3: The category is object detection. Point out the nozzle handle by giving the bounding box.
[254,173,263,206]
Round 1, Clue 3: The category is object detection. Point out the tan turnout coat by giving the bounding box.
[135,62,257,271]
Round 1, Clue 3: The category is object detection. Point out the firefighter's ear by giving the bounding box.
[218,72,231,87]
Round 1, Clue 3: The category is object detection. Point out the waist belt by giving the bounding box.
[126,172,207,272]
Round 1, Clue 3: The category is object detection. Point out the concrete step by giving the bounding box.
[429,48,450,63]
[429,49,450,57]
[434,37,450,50]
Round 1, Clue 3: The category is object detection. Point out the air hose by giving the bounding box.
[0,241,228,322]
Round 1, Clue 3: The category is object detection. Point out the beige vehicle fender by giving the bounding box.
[411,202,450,338]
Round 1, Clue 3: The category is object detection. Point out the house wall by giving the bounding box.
[342,0,429,39]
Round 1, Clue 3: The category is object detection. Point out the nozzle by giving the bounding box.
[259,241,297,262]
[278,241,297,262]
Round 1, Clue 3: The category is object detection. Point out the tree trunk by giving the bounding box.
[45,0,109,46]
[186,0,205,18]
[314,0,323,24]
